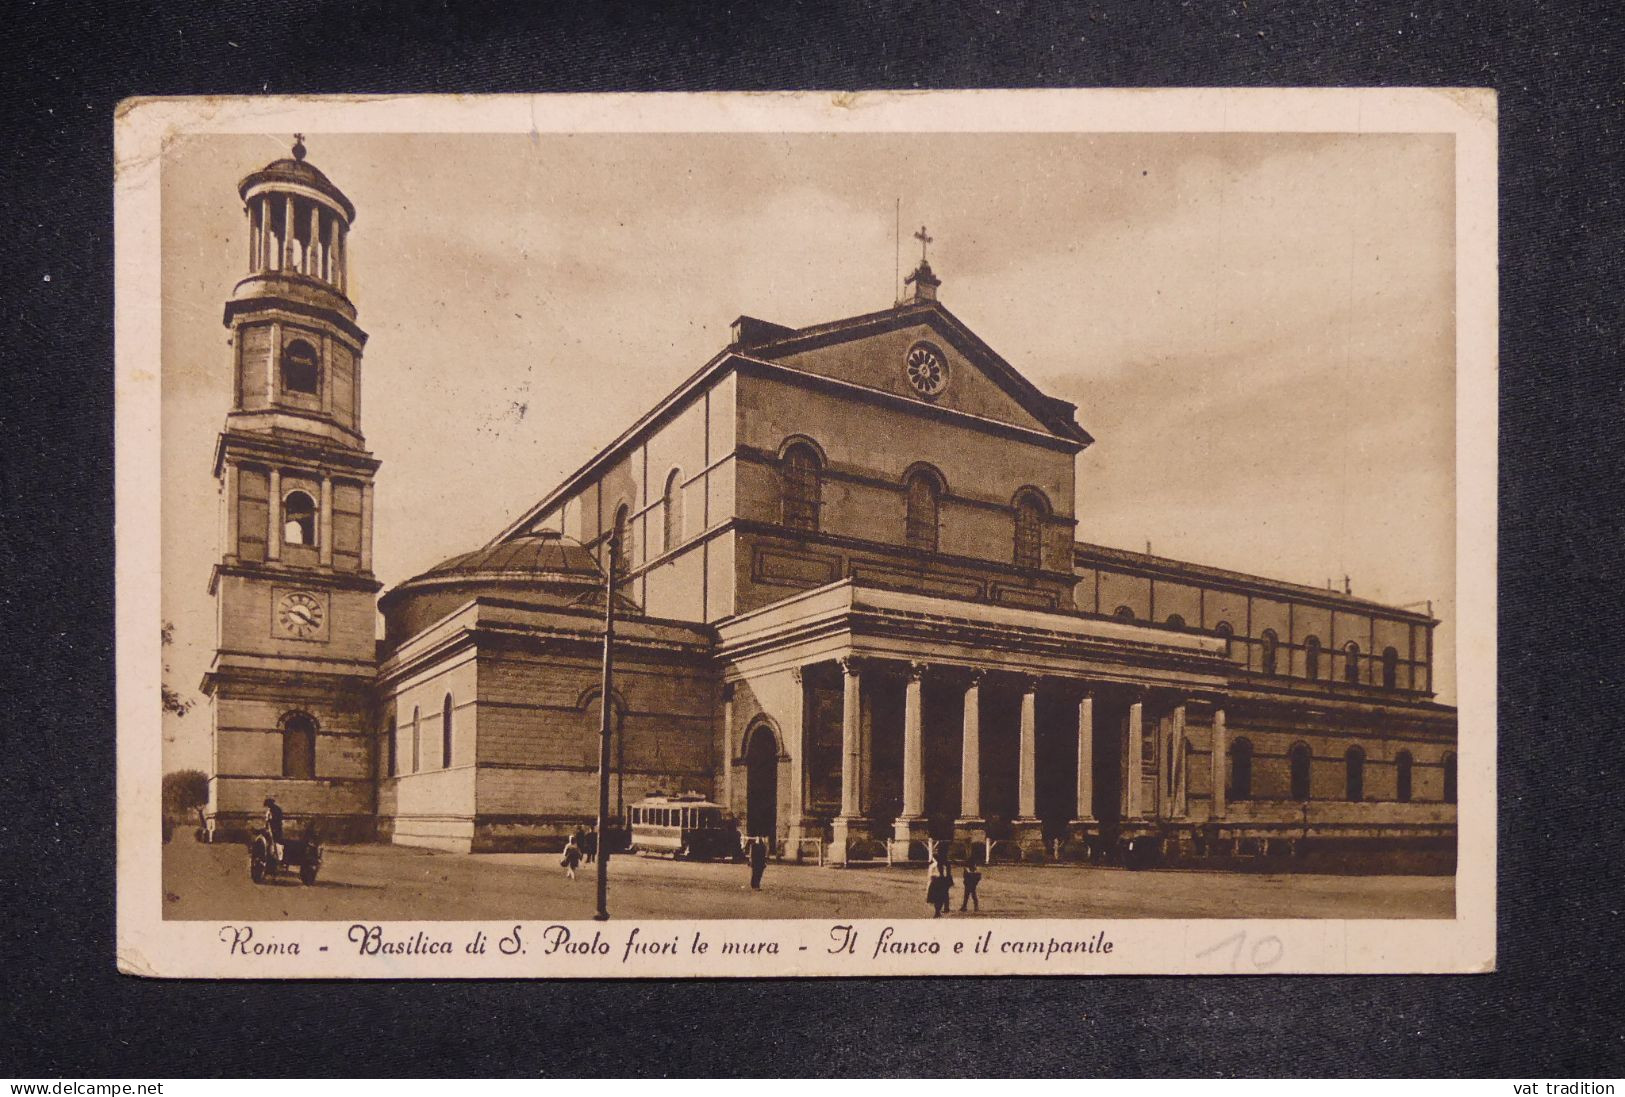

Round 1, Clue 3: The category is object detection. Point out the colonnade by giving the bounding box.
[246,191,348,293]
[813,657,1222,854]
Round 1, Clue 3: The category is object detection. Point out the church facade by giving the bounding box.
[204,146,1458,866]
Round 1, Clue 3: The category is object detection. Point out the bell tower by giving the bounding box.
[203,137,381,841]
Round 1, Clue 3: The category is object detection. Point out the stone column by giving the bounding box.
[251,196,264,269]
[283,195,296,269]
[893,662,930,845]
[267,321,281,402]
[223,464,240,561]
[1073,690,1095,825]
[318,476,333,566]
[320,334,334,416]
[308,203,321,276]
[1012,676,1043,850]
[720,683,737,817]
[1172,703,1188,817]
[1125,695,1144,818]
[859,676,873,814]
[334,225,345,294]
[954,670,984,841]
[831,657,863,863]
[359,482,374,573]
[786,666,815,853]
[266,467,282,561]
[1210,707,1227,820]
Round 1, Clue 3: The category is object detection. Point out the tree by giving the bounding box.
[162,621,193,717]
[163,769,209,820]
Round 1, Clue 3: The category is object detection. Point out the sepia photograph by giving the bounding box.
[116,90,1496,976]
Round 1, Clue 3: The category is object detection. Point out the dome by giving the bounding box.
[380,530,632,650]
[420,531,605,583]
[238,141,357,222]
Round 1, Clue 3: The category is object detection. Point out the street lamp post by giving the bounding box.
[593,530,619,922]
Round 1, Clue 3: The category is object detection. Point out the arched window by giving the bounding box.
[1289,742,1312,801]
[662,468,684,554]
[1382,646,1400,689]
[903,468,941,552]
[1165,614,1186,629]
[411,705,421,774]
[281,339,320,395]
[1228,737,1253,801]
[1443,751,1458,804]
[1395,750,1413,803]
[1113,605,1137,622]
[781,443,822,532]
[281,712,316,780]
[1013,490,1047,569]
[1304,636,1322,680]
[1344,641,1362,684]
[610,503,631,578]
[441,693,454,769]
[282,490,316,547]
[1260,629,1279,675]
[1345,745,1365,802]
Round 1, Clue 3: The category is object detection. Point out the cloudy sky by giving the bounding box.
[160,129,1456,771]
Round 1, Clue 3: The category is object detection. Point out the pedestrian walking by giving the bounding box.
[960,856,983,912]
[583,826,598,864]
[748,836,768,890]
[560,836,582,880]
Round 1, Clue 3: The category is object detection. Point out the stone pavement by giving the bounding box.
[162,837,1453,922]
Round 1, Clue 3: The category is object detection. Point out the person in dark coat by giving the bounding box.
[748,836,768,890]
[960,855,983,912]
[263,797,285,859]
[583,826,598,864]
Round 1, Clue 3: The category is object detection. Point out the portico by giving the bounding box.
[715,579,1231,861]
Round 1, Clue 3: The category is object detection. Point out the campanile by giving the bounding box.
[203,137,381,839]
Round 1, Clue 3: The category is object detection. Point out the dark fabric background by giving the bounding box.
[2,0,1621,1078]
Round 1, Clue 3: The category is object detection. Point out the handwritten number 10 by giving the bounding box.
[1197,931,1284,971]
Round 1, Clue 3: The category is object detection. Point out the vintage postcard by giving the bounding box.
[116,89,1496,977]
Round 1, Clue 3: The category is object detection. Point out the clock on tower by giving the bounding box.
[201,136,383,841]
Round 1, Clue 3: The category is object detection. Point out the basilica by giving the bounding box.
[203,143,1458,866]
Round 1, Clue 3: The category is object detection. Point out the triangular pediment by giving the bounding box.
[742,302,1090,446]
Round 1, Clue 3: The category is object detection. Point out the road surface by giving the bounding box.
[162,837,1454,922]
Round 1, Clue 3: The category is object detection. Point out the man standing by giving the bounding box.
[748,836,768,891]
[263,797,285,860]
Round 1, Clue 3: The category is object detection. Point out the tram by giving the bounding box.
[627,792,743,861]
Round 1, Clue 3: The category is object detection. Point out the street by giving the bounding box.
[162,837,1454,922]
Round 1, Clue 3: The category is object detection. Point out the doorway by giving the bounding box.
[744,724,779,840]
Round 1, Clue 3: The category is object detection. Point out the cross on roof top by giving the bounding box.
[292,134,307,161]
[913,225,933,263]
